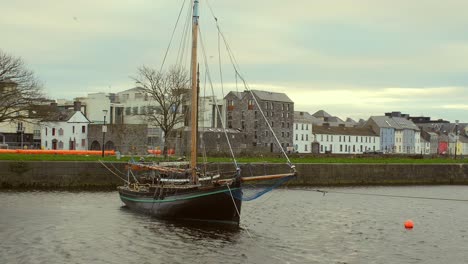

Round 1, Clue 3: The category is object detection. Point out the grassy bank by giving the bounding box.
[0,153,467,164]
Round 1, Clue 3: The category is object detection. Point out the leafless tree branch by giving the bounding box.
[133,65,190,155]
[0,49,47,123]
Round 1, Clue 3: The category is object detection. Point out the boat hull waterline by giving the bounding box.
[118,184,242,225]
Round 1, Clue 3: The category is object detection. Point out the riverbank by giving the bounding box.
[1,161,467,189]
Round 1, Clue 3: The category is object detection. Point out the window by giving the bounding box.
[81,139,86,147]
[282,104,285,110]
[281,132,285,137]
[82,126,86,133]
[265,131,268,137]
[295,134,298,140]
[45,127,48,136]
[306,124,308,130]
[52,128,56,136]
[287,132,289,137]
[72,126,75,133]
[295,123,298,129]
[306,134,308,141]
[254,131,257,139]
[287,123,290,128]
[287,104,290,111]
[125,107,131,115]
[248,99,254,110]
[305,144,308,151]
[132,107,138,115]
[301,134,304,140]
[271,121,274,127]
[282,122,285,128]
[58,128,64,136]
[301,124,304,130]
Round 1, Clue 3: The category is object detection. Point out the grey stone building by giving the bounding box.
[224,90,294,153]
[167,127,248,156]
[88,124,147,154]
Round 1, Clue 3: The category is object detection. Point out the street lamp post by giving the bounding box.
[102,110,108,157]
[455,120,459,160]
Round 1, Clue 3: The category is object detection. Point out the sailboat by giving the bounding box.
[116,0,297,225]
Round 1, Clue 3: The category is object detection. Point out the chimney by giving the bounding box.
[73,101,82,112]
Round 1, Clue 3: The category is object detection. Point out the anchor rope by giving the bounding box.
[294,188,468,202]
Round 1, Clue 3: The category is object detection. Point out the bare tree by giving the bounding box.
[0,49,46,123]
[133,65,190,156]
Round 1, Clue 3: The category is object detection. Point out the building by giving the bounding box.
[87,124,147,154]
[293,111,314,153]
[365,116,398,153]
[224,90,294,153]
[313,124,380,154]
[40,102,90,150]
[392,117,421,154]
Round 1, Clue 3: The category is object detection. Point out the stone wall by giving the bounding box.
[0,161,467,189]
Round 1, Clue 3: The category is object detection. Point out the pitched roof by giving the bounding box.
[313,125,378,136]
[392,117,420,131]
[312,110,332,118]
[251,90,293,103]
[226,91,243,99]
[369,116,400,128]
[42,109,76,122]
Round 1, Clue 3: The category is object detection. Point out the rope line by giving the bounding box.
[160,0,188,73]
[295,188,468,202]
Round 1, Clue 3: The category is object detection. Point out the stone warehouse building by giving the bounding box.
[224,90,294,153]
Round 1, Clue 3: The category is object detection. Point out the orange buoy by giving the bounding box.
[404,220,414,229]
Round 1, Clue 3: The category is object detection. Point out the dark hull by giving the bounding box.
[118,183,242,225]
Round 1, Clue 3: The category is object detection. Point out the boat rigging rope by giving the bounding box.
[296,188,468,202]
[159,0,188,73]
[204,5,295,170]
[198,27,239,172]
[98,160,130,184]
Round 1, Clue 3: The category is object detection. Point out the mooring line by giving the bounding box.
[292,188,468,202]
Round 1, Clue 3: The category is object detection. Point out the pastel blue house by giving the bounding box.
[364,116,398,153]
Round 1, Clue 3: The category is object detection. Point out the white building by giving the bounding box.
[40,103,90,150]
[293,111,314,153]
[313,124,380,154]
[199,96,224,128]
[420,137,430,155]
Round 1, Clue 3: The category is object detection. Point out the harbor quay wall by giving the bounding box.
[0,161,467,189]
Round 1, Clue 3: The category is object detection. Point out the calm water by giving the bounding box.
[1,186,468,264]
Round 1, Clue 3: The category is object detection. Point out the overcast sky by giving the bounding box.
[2,0,468,122]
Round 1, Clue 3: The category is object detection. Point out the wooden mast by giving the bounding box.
[190,0,200,184]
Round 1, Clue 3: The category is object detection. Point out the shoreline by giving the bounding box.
[1,161,467,189]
